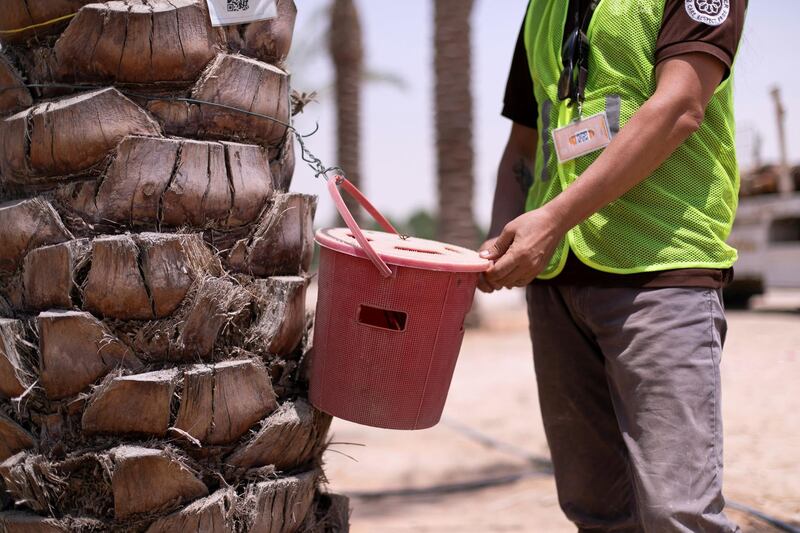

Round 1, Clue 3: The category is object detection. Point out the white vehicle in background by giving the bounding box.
[725,87,800,306]
[727,183,800,304]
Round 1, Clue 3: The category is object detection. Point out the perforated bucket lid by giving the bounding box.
[316,227,491,273]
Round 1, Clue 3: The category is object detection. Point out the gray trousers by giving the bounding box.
[526,284,740,533]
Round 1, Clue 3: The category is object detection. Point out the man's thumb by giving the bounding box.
[479,241,497,259]
[480,231,513,259]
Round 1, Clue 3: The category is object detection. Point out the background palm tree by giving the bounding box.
[329,0,365,224]
[434,0,478,249]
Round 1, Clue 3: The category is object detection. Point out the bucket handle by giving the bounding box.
[328,175,398,278]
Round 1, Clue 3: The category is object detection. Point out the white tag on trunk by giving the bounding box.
[551,112,612,163]
[206,0,277,27]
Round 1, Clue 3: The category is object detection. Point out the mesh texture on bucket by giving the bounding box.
[310,246,478,430]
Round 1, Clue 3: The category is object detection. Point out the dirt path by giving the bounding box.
[321,290,800,532]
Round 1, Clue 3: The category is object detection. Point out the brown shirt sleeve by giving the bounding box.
[655,0,748,75]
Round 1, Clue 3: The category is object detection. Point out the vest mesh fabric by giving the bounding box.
[524,0,739,278]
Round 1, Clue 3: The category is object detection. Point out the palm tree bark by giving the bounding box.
[330,0,364,224]
[0,1,349,528]
[434,0,477,249]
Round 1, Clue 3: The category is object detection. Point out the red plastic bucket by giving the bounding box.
[309,177,490,430]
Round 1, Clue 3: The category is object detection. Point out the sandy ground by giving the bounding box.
[319,289,800,532]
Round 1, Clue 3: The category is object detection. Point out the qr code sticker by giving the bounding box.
[227,0,249,11]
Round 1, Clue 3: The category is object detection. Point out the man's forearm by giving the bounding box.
[489,125,538,238]
[488,150,532,238]
[544,54,723,235]
[544,96,701,234]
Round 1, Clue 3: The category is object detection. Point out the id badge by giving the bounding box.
[552,112,612,164]
[206,0,277,27]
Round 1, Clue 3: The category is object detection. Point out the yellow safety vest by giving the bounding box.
[524,0,739,278]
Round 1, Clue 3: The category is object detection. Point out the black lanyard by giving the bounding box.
[573,0,599,35]
[559,0,599,106]
[575,0,598,110]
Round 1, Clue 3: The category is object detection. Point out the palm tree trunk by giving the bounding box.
[0,1,349,529]
[434,0,477,249]
[330,0,364,224]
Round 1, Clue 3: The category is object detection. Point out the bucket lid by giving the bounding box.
[316,227,491,273]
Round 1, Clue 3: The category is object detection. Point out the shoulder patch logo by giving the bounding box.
[685,0,730,26]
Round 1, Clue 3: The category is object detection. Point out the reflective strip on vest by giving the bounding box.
[605,94,620,138]
[540,100,552,182]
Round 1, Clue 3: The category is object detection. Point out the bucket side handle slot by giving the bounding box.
[357,304,408,332]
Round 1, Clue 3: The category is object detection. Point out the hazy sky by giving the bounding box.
[288,1,800,228]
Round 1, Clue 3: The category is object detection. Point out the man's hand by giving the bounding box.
[481,207,565,289]
[479,122,539,293]
[477,237,499,293]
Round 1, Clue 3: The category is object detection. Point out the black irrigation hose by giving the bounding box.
[441,417,553,472]
[726,501,800,533]
[347,469,549,501]
[348,419,800,533]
